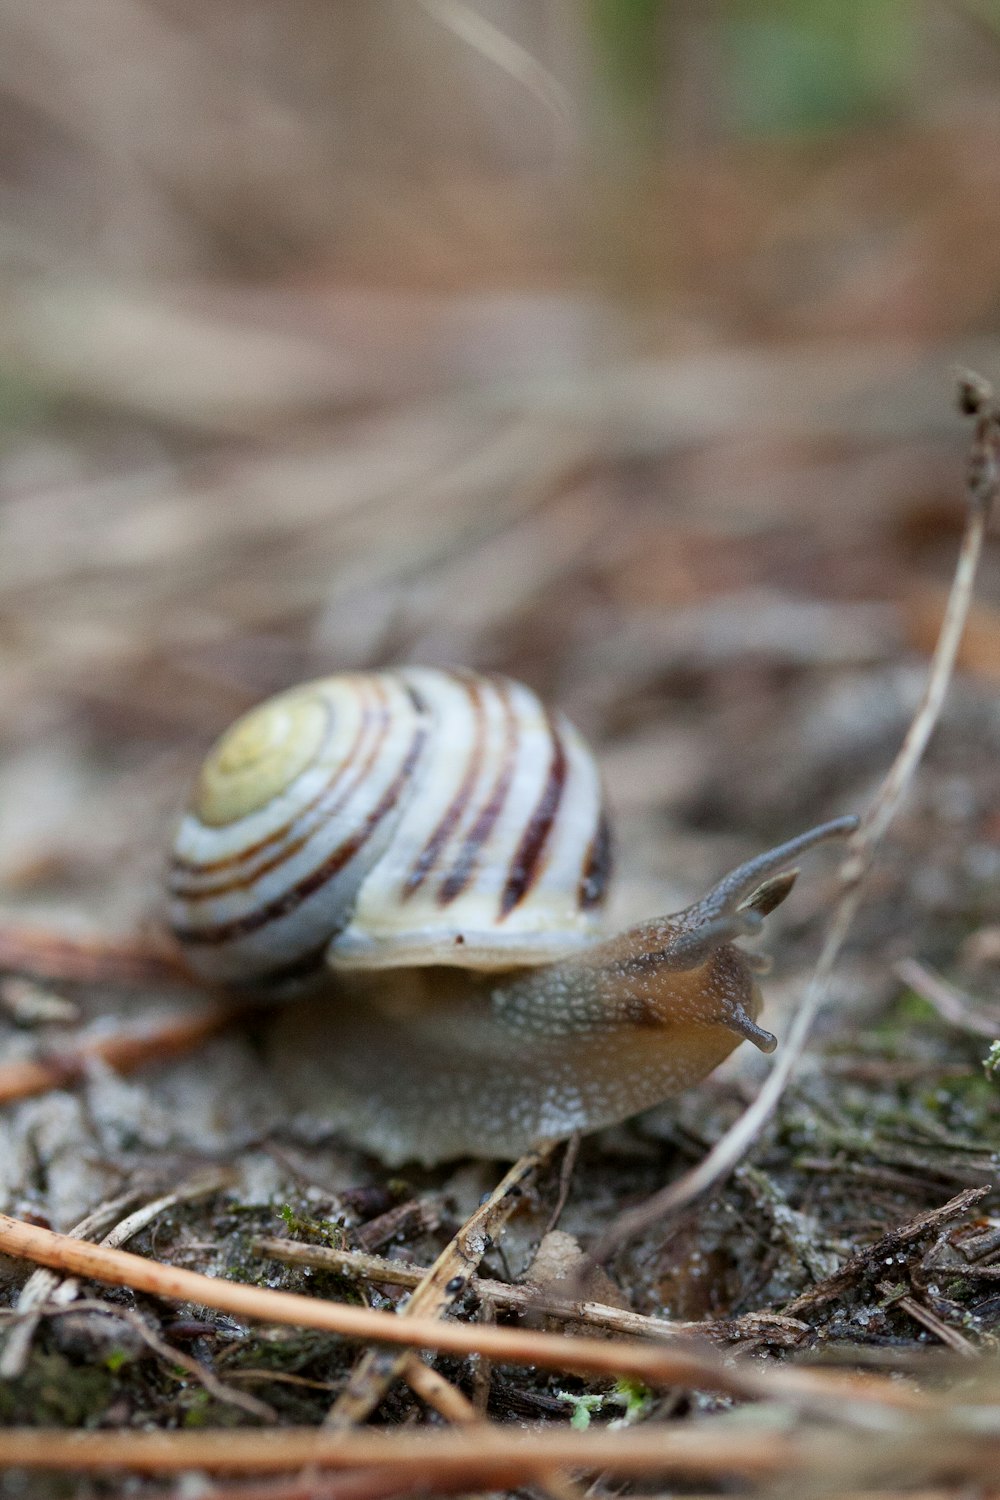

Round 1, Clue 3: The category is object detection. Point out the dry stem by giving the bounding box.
[254,1235,807,1346]
[2,1420,1000,1488]
[0,1171,232,1378]
[0,1423,798,1481]
[326,1148,550,1427]
[895,957,1000,1039]
[588,373,999,1267]
[781,1186,989,1317]
[0,1211,926,1413]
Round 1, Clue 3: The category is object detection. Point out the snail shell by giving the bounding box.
[168,668,610,984]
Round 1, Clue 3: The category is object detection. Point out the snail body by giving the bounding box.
[169,667,854,1164]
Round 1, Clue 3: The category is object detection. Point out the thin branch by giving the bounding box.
[418,0,576,153]
[325,1150,584,1499]
[883,1289,978,1358]
[1,1172,232,1377]
[781,1187,990,1319]
[398,1355,479,1424]
[397,1363,589,1500]
[2,1420,1000,1487]
[254,1236,808,1347]
[0,1423,840,1481]
[52,1298,277,1422]
[326,1148,551,1426]
[0,1212,927,1413]
[471,1282,497,1417]
[545,1132,580,1235]
[0,1186,145,1379]
[587,373,999,1267]
[160,1478,1000,1500]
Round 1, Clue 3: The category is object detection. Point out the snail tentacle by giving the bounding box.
[620,908,764,977]
[692,816,858,925]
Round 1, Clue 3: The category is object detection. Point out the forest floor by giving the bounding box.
[0,318,999,1499]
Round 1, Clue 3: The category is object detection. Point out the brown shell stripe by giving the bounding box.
[168,681,393,899]
[401,674,486,899]
[499,711,568,917]
[170,722,428,947]
[436,679,519,906]
[578,809,612,910]
[168,690,375,893]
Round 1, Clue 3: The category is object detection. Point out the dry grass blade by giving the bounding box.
[0,1212,927,1413]
[326,1148,551,1426]
[587,373,1000,1269]
[418,0,576,152]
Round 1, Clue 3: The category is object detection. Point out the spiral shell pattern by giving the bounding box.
[168,668,611,984]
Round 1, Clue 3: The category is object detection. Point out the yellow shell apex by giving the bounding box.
[193,690,327,826]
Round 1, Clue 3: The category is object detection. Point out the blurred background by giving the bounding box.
[5,8,1000,1431]
[0,0,998,964]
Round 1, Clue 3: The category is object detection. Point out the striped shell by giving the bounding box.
[168,668,612,984]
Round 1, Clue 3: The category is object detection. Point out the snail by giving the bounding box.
[168,667,855,1165]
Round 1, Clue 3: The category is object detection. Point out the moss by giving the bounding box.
[277,1202,348,1248]
[0,1352,115,1428]
[176,1388,252,1430]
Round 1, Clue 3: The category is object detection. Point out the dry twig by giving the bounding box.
[879,1288,978,1358]
[0,1212,926,1413]
[418,0,576,153]
[2,1419,1000,1488]
[254,1235,808,1347]
[326,1148,551,1426]
[588,373,1000,1267]
[782,1186,990,1318]
[161,1482,1000,1500]
[0,1186,144,1379]
[0,1172,232,1377]
[895,957,1000,1039]
[50,1298,278,1422]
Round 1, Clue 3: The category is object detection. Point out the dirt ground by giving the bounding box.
[1,6,1000,1498]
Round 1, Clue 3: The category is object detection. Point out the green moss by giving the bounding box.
[555,1389,607,1430]
[0,1352,115,1427]
[277,1202,347,1248]
[610,1377,654,1425]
